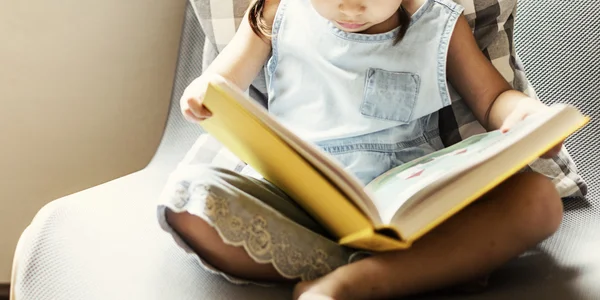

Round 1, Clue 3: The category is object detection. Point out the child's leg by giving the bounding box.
[166,209,288,281]
[161,166,353,283]
[294,172,563,299]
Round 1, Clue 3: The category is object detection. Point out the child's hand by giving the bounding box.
[499,101,563,158]
[180,74,225,122]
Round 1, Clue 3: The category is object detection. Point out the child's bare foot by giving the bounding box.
[293,275,345,300]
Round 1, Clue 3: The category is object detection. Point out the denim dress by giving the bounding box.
[266,0,463,184]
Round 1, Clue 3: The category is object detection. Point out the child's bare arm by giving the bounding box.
[446,15,544,130]
[445,15,561,157]
[181,0,279,122]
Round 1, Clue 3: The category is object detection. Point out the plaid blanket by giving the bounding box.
[184,0,587,198]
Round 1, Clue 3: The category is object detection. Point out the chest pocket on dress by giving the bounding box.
[360,68,420,123]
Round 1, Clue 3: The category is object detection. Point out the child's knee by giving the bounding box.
[165,209,233,270]
[164,209,217,254]
[510,172,563,236]
[165,209,285,281]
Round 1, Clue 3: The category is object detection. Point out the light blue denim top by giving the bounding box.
[266,0,464,184]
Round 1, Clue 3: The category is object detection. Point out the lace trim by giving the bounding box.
[172,181,353,282]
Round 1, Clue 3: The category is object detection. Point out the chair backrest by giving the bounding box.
[514,0,600,202]
[147,3,206,170]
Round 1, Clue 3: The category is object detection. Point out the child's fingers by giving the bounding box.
[187,97,212,118]
[186,97,203,117]
[500,112,527,133]
[183,108,201,122]
[297,293,335,300]
[199,105,213,117]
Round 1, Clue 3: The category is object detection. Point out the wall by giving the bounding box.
[0,0,187,282]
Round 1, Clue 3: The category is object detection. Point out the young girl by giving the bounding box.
[158,0,583,298]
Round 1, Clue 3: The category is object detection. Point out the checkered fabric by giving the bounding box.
[185,0,587,198]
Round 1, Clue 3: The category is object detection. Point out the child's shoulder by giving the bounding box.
[262,0,282,28]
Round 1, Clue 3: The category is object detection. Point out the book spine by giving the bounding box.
[339,229,411,251]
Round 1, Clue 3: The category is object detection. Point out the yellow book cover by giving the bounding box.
[199,79,589,252]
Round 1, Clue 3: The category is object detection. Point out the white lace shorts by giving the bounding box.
[157,164,367,285]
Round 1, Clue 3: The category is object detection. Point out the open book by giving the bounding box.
[199,79,589,252]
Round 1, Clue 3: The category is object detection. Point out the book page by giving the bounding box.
[365,133,494,222]
[366,109,560,223]
[392,105,588,240]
